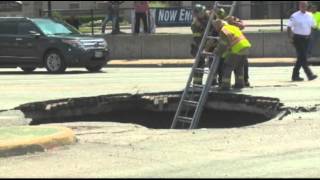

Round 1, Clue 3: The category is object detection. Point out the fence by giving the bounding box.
[38,1,320,35]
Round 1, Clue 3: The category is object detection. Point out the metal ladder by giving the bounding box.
[171,1,237,129]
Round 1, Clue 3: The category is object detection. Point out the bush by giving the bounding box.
[52,11,64,21]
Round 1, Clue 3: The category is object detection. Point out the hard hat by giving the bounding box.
[193,4,206,14]
[216,8,226,19]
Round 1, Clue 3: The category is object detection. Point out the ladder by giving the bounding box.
[171,1,237,129]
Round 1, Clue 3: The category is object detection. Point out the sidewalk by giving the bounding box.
[0,126,76,157]
[108,58,313,68]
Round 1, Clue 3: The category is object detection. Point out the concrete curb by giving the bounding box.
[107,58,320,68]
[0,126,76,157]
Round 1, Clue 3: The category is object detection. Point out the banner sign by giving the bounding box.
[155,8,193,27]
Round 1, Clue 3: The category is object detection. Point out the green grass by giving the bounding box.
[149,1,170,8]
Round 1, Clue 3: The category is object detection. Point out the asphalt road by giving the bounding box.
[0,66,319,110]
[0,66,320,178]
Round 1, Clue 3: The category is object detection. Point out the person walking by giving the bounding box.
[101,1,124,34]
[101,1,115,34]
[287,1,317,81]
[134,1,149,34]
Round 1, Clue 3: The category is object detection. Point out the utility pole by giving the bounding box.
[48,1,52,18]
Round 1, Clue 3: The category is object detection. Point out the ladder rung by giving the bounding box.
[207,36,219,40]
[217,4,233,8]
[201,52,215,57]
[177,116,193,124]
[192,84,205,90]
[183,100,199,107]
[194,68,208,74]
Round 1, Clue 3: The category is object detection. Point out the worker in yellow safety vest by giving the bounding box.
[308,4,320,57]
[212,20,252,91]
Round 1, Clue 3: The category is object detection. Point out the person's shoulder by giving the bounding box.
[291,11,300,17]
[306,11,313,17]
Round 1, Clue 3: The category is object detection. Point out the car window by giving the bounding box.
[32,19,80,35]
[18,22,39,35]
[0,21,18,35]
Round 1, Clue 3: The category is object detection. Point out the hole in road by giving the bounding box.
[20,91,281,129]
[31,109,271,129]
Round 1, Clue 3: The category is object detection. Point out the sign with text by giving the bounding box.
[155,8,193,27]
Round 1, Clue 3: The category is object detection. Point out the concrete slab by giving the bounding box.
[0,126,76,157]
[0,110,31,127]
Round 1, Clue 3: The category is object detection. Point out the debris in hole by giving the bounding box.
[277,104,320,120]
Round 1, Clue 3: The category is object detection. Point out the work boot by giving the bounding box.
[308,75,318,81]
[292,77,304,82]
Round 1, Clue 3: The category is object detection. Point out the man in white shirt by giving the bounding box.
[287,1,317,81]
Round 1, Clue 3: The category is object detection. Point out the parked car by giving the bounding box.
[0,17,110,73]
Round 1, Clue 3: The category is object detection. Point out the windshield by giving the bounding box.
[32,18,80,35]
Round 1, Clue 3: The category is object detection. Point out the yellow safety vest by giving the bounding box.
[221,24,251,55]
[313,12,320,30]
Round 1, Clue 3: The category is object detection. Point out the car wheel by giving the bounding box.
[86,64,104,72]
[20,67,36,73]
[44,50,66,73]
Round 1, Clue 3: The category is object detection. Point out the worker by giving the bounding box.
[212,8,251,87]
[190,4,211,85]
[212,20,252,91]
[308,4,320,57]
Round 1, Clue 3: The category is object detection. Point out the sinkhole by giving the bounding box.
[15,91,282,129]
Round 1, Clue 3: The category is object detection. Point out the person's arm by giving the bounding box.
[287,16,294,43]
[213,33,229,57]
[236,18,245,30]
[225,16,245,30]
[287,26,292,38]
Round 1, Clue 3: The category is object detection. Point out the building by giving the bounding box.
[0,1,42,17]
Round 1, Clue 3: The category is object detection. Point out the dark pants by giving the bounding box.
[221,54,246,90]
[135,12,148,33]
[101,15,114,33]
[193,56,205,85]
[308,29,320,57]
[217,56,249,84]
[292,34,314,79]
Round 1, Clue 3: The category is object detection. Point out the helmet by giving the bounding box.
[193,4,206,15]
[216,8,226,19]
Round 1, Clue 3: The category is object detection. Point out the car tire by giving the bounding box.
[44,50,66,73]
[86,64,104,72]
[20,67,36,73]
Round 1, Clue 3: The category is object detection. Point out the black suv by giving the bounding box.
[0,17,109,73]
